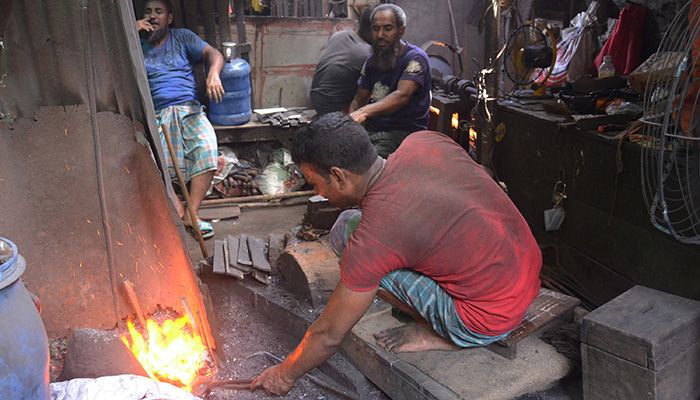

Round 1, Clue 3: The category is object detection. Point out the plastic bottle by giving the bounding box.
[208,42,252,126]
[598,55,616,79]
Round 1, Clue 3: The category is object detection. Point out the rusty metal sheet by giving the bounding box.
[0,0,212,344]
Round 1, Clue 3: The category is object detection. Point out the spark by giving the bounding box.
[127,222,133,234]
[86,219,92,224]
[79,261,83,268]
[64,128,68,136]
[65,164,71,172]
[124,167,131,174]
[116,241,124,246]
[96,229,101,236]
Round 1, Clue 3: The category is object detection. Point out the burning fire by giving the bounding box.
[121,315,207,391]
[452,113,460,129]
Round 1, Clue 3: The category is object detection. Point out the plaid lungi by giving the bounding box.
[156,101,218,182]
[330,209,510,348]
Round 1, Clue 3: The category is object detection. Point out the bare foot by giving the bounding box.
[374,322,459,353]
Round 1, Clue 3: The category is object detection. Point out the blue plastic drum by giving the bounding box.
[0,237,50,399]
[208,42,252,126]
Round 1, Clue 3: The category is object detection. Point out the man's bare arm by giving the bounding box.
[251,282,377,395]
[350,87,371,113]
[202,44,225,103]
[350,80,419,124]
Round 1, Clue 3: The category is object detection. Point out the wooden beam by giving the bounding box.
[171,0,185,28]
[182,0,199,32]
[217,0,232,43]
[201,0,219,49]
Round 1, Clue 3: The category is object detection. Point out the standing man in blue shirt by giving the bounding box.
[350,4,431,158]
[137,0,224,239]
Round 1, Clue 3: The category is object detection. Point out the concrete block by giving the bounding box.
[58,328,147,381]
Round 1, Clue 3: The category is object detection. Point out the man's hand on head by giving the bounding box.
[206,73,224,103]
[136,19,155,32]
[250,363,296,396]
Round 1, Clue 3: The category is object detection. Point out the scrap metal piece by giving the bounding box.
[212,240,226,275]
[224,236,246,280]
[253,271,272,285]
[229,235,252,273]
[248,236,271,272]
[237,234,253,266]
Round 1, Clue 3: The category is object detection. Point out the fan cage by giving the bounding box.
[640,0,700,244]
[504,24,547,87]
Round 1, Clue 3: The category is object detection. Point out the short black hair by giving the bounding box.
[292,112,377,177]
[147,0,173,13]
[371,4,407,28]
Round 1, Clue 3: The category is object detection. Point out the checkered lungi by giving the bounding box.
[330,209,511,348]
[156,101,218,182]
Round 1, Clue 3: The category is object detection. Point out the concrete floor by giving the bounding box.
[183,201,583,400]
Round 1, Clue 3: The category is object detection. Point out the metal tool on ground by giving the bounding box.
[161,124,208,259]
[247,351,359,400]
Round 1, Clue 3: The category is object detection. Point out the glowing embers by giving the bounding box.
[121,314,208,391]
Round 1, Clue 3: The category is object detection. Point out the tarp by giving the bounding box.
[0,0,213,347]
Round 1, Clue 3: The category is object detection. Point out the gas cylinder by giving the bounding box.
[208,42,252,126]
[0,237,50,399]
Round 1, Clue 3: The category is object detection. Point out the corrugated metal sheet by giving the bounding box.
[0,0,213,345]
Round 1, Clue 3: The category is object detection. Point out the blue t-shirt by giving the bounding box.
[141,28,208,111]
[358,42,431,133]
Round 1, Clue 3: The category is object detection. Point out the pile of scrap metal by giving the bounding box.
[256,108,317,128]
[212,234,276,284]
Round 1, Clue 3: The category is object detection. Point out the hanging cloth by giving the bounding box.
[594,2,649,75]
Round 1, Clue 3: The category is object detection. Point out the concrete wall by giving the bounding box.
[395,0,483,80]
[232,17,354,108]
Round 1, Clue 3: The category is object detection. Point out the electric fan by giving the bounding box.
[503,22,557,98]
[640,0,700,244]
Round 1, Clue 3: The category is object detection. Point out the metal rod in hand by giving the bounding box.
[161,124,209,259]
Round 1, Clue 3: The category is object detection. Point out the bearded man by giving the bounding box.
[137,0,224,239]
[349,4,431,158]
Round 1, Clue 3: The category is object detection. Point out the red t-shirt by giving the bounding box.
[340,131,541,336]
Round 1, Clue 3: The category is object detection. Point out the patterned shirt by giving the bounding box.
[141,28,208,111]
[358,42,431,133]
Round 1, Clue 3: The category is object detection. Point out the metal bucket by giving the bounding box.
[0,237,50,400]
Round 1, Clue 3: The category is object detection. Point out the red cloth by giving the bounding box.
[595,2,649,75]
[339,132,542,336]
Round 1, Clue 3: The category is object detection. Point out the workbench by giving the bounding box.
[213,120,298,148]
[492,101,700,307]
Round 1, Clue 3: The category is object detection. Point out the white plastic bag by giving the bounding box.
[50,374,200,400]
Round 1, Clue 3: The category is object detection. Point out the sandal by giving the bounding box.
[186,220,215,240]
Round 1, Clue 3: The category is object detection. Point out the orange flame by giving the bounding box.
[429,106,440,115]
[120,315,207,391]
[451,113,459,129]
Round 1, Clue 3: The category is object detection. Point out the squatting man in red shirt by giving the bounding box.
[252,112,542,395]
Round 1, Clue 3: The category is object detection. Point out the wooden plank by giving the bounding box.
[249,236,271,272]
[198,205,241,220]
[182,0,199,33]
[212,239,226,274]
[217,0,231,43]
[487,288,579,359]
[237,234,253,266]
[201,0,219,49]
[170,0,185,28]
[133,0,146,18]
